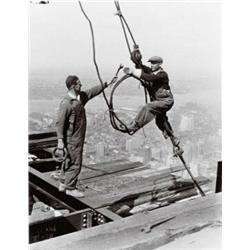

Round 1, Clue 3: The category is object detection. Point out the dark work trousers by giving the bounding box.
[134,96,174,133]
[58,98,87,190]
[60,141,84,190]
[155,114,174,137]
[56,85,107,190]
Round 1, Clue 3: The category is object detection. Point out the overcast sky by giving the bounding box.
[29,1,221,81]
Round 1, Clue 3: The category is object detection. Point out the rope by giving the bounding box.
[114,1,137,48]
[114,1,148,104]
[78,1,108,102]
[78,1,136,134]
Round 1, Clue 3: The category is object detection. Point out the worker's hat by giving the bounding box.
[148,56,163,64]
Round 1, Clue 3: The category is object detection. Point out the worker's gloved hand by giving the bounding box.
[123,67,133,75]
[130,46,142,67]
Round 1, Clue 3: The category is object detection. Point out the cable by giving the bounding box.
[114,1,149,102]
[78,2,108,101]
[78,1,137,134]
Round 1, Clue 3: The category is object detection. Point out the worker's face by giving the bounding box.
[150,62,162,72]
[74,80,82,93]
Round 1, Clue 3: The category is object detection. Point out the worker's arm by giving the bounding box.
[55,100,71,148]
[84,83,108,101]
[139,64,152,73]
[140,71,168,82]
[130,47,153,74]
[130,68,168,86]
[132,59,152,73]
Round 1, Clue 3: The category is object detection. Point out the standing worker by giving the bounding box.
[124,50,179,146]
[55,75,109,197]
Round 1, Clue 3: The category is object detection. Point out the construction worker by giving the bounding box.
[55,75,109,197]
[125,51,179,145]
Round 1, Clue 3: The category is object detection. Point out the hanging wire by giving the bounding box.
[78,1,136,134]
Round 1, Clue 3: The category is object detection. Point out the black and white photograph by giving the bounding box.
[27,0,222,249]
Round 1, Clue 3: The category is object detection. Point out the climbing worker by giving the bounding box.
[124,51,179,145]
[55,75,110,197]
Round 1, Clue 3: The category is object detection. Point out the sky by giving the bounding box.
[29,1,221,82]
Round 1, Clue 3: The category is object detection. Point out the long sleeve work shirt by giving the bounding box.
[139,65,171,101]
[56,84,106,144]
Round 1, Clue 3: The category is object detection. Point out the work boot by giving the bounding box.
[170,136,180,147]
[162,130,169,140]
[173,146,184,157]
[126,121,140,133]
[66,189,85,198]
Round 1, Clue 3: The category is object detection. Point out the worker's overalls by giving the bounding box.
[56,85,106,190]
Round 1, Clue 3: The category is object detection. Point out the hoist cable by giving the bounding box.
[118,15,132,54]
[114,1,148,105]
[115,1,137,46]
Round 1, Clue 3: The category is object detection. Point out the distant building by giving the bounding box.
[151,147,167,163]
[167,155,180,169]
[125,138,143,152]
[125,139,133,153]
[179,114,194,132]
[191,139,204,159]
[182,162,199,179]
[182,141,193,164]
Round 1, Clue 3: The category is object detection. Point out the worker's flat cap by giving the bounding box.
[148,56,163,63]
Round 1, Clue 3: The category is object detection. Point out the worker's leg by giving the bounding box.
[155,114,180,146]
[126,97,174,133]
[136,100,173,126]
[155,114,174,137]
[58,142,85,197]
[126,102,162,132]
[135,102,160,127]
[61,143,83,190]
